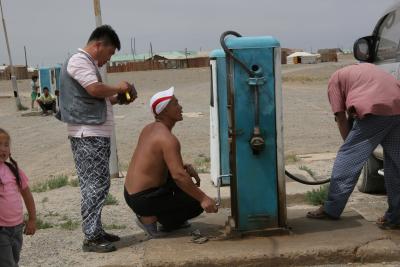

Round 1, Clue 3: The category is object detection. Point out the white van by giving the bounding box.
[353,3,400,193]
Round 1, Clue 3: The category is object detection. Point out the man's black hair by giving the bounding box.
[87,25,121,50]
[43,87,49,91]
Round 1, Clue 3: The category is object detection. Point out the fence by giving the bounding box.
[107,57,210,73]
[0,66,37,80]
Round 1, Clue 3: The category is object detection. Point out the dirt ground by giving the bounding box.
[0,54,365,266]
[0,55,356,183]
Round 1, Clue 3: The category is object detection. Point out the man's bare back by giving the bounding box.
[125,122,177,194]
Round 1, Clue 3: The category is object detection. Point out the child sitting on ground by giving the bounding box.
[0,128,36,266]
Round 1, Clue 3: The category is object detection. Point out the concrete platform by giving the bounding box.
[139,174,400,266]
[143,208,400,267]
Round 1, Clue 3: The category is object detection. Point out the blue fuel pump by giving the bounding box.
[210,31,287,233]
[39,65,61,93]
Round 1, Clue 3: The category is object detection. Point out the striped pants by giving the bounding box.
[70,136,111,240]
[324,115,400,224]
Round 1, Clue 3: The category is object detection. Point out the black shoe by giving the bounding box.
[82,237,116,253]
[102,232,120,242]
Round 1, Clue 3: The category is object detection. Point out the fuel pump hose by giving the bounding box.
[285,170,330,185]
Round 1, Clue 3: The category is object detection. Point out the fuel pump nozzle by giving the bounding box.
[250,126,265,154]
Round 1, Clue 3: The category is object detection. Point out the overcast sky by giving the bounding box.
[0,0,398,66]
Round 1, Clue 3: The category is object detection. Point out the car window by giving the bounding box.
[376,9,400,62]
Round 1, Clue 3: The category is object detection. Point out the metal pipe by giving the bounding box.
[254,85,259,128]
[216,174,232,207]
[92,0,120,178]
[0,0,24,110]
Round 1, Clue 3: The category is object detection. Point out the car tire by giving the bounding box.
[358,156,385,194]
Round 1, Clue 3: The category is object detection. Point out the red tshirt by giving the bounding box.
[328,63,400,118]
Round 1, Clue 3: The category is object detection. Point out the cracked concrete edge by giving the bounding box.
[355,238,400,263]
[142,242,400,267]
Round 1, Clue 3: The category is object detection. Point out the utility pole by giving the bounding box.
[133,37,136,61]
[185,48,189,68]
[24,46,28,68]
[93,0,120,178]
[130,37,135,61]
[150,42,153,69]
[0,0,25,110]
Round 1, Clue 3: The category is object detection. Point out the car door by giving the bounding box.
[373,8,400,79]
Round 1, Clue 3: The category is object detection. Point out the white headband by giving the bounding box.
[149,87,174,115]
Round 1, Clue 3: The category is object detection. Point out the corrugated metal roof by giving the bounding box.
[111,50,208,63]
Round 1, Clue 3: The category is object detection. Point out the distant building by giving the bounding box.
[0,65,38,80]
[286,52,318,64]
[317,48,340,62]
[281,48,304,64]
[318,48,344,54]
[0,65,8,80]
[108,50,210,73]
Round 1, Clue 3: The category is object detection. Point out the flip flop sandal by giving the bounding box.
[376,216,386,226]
[378,220,400,230]
[306,207,337,220]
[191,236,209,244]
[190,229,209,244]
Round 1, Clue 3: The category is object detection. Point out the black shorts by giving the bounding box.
[124,177,203,230]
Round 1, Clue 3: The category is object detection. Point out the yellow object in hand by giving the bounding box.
[125,91,131,101]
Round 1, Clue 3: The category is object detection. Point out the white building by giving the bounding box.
[286,52,319,64]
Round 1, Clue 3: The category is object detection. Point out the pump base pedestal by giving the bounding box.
[223,216,290,238]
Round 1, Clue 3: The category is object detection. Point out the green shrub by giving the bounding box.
[36,217,54,229]
[47,175,69,190]
[31,182,48,193]
[60,219,80,230]
[104,194,118,206]
[68,178,79,187]
[31,175,70,192]
[104,224,126,230]
[299,165,315,178]
[305,184,329,206]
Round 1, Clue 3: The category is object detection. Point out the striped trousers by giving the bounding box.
[324,115,400,225]
[70,136,111,240]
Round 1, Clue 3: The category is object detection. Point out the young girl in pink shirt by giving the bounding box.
[0,128,36,266]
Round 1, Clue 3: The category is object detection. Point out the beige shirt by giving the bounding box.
[66,49,114,138]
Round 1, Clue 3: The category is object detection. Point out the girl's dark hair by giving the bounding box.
[0,128,22,188]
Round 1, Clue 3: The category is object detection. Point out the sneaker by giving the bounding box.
[82,236,116,253]
[135,216,165,238]
[102,232,120,242]
[159,221,191,232]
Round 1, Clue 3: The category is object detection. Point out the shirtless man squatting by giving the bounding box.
[124,87,218,237]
